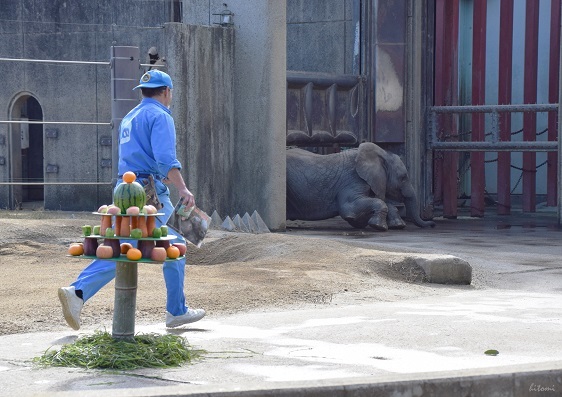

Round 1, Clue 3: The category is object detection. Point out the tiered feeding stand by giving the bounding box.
[72,212,183,340]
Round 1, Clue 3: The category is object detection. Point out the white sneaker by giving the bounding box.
[58,287,83,330]
[166,308,206,328]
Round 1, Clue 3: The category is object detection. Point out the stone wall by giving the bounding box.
[0,1,170,210]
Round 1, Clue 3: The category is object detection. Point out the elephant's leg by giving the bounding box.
[386,203,406,229]
[339,197,389,231]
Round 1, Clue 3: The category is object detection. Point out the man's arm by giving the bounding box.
[165,168,195,208]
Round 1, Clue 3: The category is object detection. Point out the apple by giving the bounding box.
[130,228,143,239]
[120,242,133,254]
[172,243,187,256]
[126,206,140,216]
[107,205,121,215]
[152,227,162,238]
[143,205,158,215]
[151,247,167,262]
[82,225,92,236]
[97,205,108,214]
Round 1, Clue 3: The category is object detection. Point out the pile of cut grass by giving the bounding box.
[34,331,204,370]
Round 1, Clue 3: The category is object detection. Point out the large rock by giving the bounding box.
[413,254,472,285]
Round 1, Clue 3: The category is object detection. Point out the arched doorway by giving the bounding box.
[9,94,44,209]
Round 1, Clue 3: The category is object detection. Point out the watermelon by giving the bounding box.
[113,180,146,214]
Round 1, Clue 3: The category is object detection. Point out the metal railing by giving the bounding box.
[428,103,559,152]
[0,51,166,189]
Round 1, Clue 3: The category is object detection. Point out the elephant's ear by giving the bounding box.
[355,142,387,198]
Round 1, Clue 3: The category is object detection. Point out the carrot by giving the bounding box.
[146,216,156,237]
[138,216,148,238]
[114,216,121,236]
[100,215,112,236]
[131,216,139,230]
[120,216,131,237]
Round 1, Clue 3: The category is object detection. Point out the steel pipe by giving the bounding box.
[431,141,557,151]
[0,182,111,185]
[430,104,558,113]
[0,120,110,126]
[0,57,109,66]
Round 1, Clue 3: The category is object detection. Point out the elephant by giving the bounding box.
[286,142,435,231]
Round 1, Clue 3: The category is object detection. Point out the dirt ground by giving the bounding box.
[0,210,463,336]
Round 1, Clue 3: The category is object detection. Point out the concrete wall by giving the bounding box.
[183,1,287,231]
[1,0,287,231]
[286,0,356,74]
[0,0,170,210]
[163,23,237,222]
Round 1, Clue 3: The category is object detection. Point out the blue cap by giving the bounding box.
[133,70,173,90]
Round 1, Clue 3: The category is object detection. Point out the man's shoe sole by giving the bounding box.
[58,288,80,330]
[166,312,205,328]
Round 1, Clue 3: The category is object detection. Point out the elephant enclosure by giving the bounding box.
[0,210,463,336]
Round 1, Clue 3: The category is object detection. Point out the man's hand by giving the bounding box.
[166,168,196,208]
[179,187,195,208]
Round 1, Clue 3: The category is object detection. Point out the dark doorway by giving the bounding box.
[12,95,45,208]
[22,97,44,202]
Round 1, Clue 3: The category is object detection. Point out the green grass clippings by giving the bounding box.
[34,331,205,370]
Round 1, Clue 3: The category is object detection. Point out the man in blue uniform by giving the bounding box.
[58,70,205,329]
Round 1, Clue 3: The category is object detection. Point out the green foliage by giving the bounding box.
[34,331,204,370]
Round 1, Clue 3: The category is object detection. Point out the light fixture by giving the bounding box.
[213,4,234,27]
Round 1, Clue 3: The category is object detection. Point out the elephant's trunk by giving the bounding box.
[404,196,435,228]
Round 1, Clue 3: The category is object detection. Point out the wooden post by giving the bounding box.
[112,261,138,340]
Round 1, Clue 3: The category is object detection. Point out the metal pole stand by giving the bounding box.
[112,261,138,340]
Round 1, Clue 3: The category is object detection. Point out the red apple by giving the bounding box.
[172,243,187,256]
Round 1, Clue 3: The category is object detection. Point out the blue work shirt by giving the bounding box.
[118,98,182,178]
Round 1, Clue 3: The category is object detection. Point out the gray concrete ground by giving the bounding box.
[1,209,561,396]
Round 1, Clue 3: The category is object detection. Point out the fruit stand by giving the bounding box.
[67,172,187,340]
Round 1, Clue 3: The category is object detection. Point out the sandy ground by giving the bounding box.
[0,210,464,335]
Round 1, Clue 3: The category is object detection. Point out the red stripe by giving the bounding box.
[522,0,539,212]
[470,0,487,217]
[497,0,514,215]
[434,0,460,218]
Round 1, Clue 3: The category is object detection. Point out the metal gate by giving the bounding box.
[429,0,561,219]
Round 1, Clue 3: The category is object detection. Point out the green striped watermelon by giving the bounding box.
[114,181,146,214]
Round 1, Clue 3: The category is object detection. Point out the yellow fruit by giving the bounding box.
[126,248,142,261]
[68,244,84,256]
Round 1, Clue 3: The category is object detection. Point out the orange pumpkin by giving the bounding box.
[68,244,84,256]
[126,248,142,261]
[166,245,180,259]
[122,171,136,183]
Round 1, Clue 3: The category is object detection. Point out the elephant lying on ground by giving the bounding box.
[286,142,435,231]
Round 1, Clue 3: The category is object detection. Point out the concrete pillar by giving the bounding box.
[228,1,287,231]
[179,1,287,231]
[110,46,140,184]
